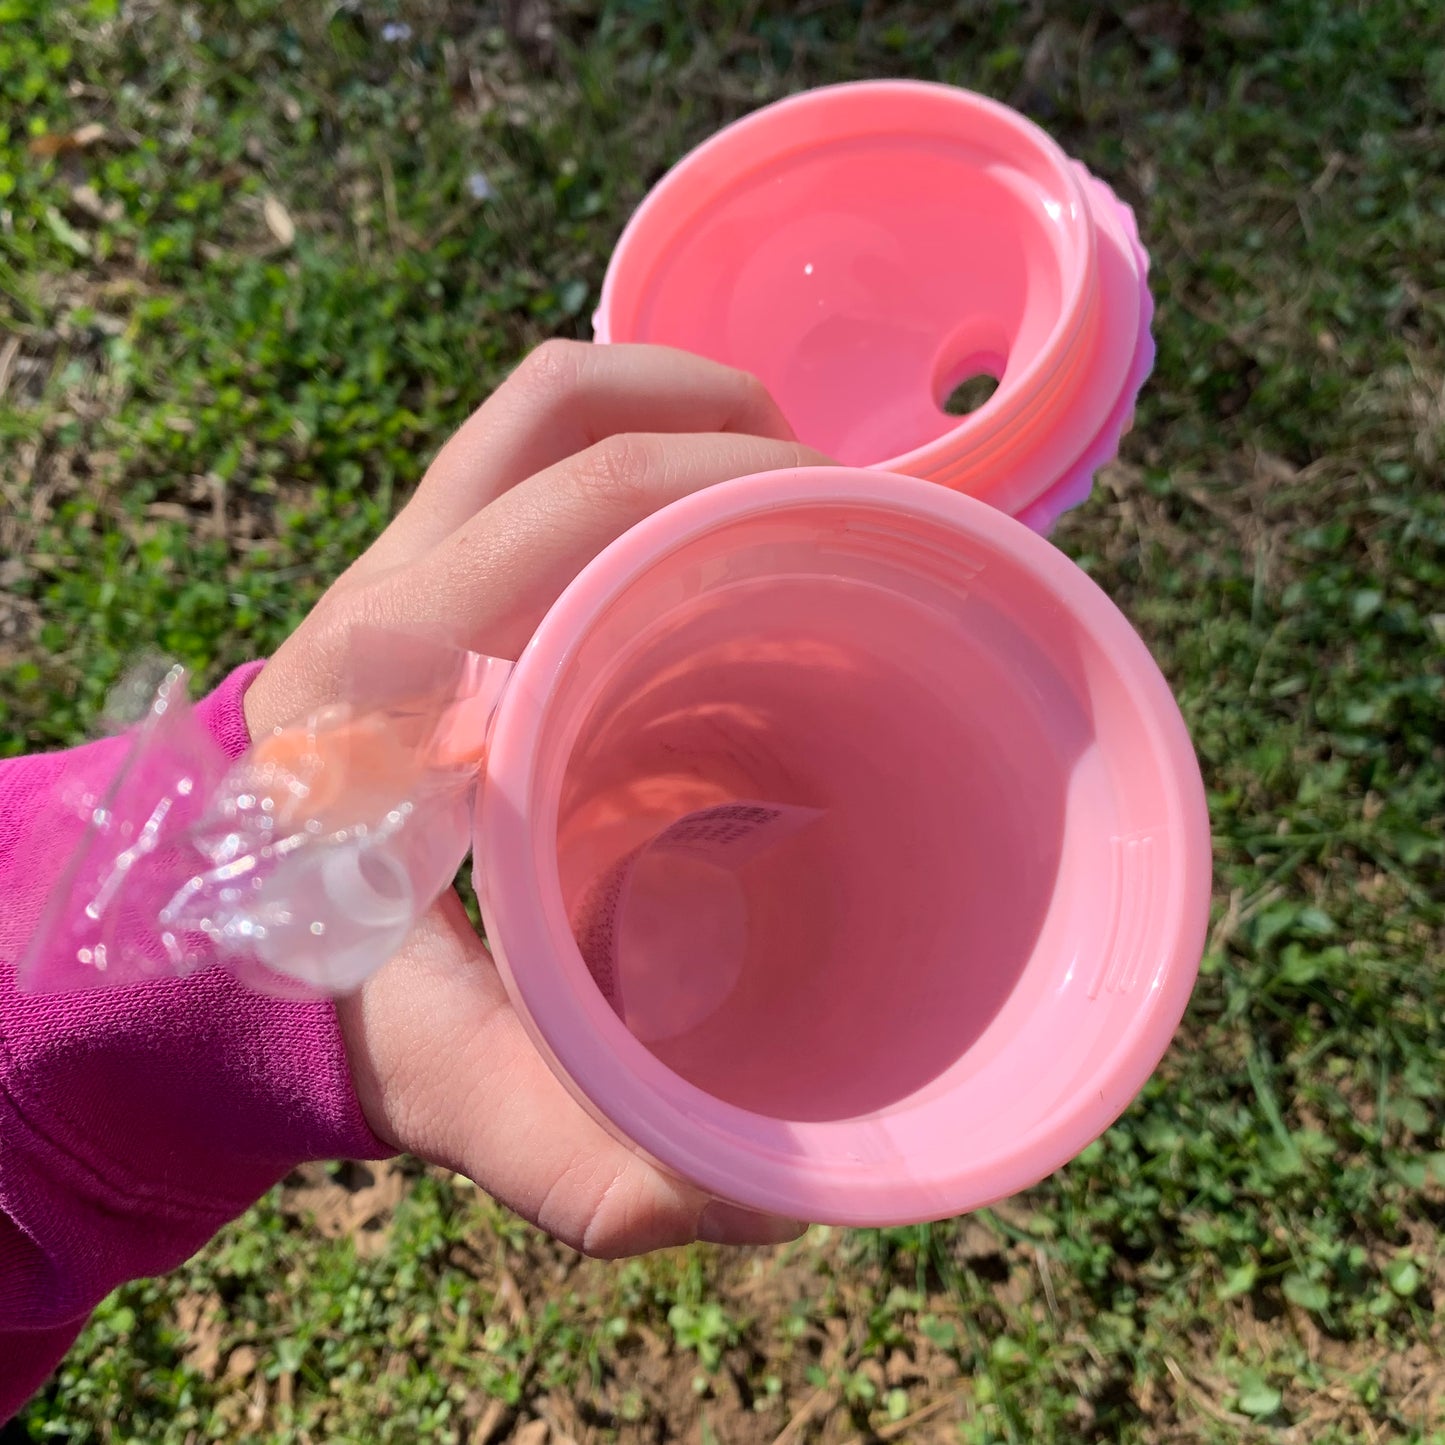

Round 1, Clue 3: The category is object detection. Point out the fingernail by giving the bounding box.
[698,1202,807,1246]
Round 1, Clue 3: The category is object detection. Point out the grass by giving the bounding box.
[3,0,1443,1440]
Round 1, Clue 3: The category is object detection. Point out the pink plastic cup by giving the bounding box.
[472,467,1210,1225]
[593,80,1154,533]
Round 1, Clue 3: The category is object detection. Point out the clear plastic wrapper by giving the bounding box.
[19,630,512,998]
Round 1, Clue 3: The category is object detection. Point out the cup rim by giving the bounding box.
[476,467,1211,1224]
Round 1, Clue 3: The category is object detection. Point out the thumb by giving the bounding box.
[336,890,804,1256]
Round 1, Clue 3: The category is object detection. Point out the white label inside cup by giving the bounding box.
[572,801,822,1043]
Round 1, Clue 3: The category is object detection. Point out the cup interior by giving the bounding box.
[517,492,1200,1193]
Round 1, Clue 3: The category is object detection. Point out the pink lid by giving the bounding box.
[594,81,1153,531]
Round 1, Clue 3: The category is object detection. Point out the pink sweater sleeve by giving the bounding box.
[0,663,391,1418]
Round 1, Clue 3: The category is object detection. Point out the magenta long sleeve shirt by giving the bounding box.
[0,663,390,1417]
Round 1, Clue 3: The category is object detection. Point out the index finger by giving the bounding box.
[365,430,831,660]
[353,341,797,577]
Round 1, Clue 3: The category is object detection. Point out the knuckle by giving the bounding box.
[573,432,661,511]
[733,365,773,410]
[577,1165,658,1260]
[339,576,403,640]
[512,336,586,395]
[579,1164,700,1260]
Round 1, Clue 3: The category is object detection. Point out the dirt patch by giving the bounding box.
[278,1159,410,1259]
[233,1161,1445,1442]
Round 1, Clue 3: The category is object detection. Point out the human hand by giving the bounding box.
[244,341,827,1256]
